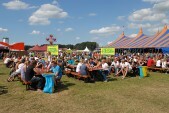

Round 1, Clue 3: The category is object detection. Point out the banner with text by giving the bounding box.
[101,48,115,55]
[47,45,58,55]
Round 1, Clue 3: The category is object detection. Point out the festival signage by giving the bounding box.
[101,48,115,55]
[47,45,58,55]
[66,49,72,53]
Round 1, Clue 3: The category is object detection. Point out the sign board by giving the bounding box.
[66,49,72,53]
[101,48,115,55]
[47,45,58,55]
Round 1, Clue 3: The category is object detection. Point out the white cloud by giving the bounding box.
[129,8,166,22]
[30,30,40,35]
[90,25,121,36]
[162,19,169,24]
[117,16,125,20]
[89,13,97,16]
[29,4,68,25]
[0,28,8,32]
[76,37,80,40]
[2,0,29,10]
[129,34,137,38]
[153,0,169,12]
[65,28,74,32]
[2,0,37,10]
[128,23,152,29]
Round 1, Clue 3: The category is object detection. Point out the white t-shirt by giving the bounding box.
[102,63,109,70]
[16,63,24,73]
[156,60,161,67]
[76,62,82,73]
[162,61,166,68]
[111,61,119,67]
[120,62,126,68]
[4,58,11,64]
[125,62,132,70]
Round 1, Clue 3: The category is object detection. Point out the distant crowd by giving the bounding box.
[2,51,169,91]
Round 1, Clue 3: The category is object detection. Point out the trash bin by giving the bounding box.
[139,66,148,78]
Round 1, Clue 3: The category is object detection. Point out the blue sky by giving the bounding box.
[0,0,169,46]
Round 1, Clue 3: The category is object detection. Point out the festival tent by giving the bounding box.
[83,47,90,52]
[145,25,169,48]
[29,45,47,52]
[9,42,25,51]
[107,32,133,48]
[108,25,169,49]
[0,41,24,51]
[0,44,8,49]
[123,28,153,48]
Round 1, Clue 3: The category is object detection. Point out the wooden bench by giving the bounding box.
[23,81,32,90]
[147,67,168,73]
[70,72,91,82]
[65,69,71,76]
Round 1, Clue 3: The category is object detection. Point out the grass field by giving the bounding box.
[0,62,169,113]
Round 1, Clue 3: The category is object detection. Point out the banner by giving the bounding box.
[66,49,72,53]
[47,45,58,55]
[101,48,115,55]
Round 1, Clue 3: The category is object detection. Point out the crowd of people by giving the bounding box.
[2,51,168,91]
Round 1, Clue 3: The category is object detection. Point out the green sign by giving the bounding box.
[66,49,72,53]
[47,45,58,55]
[101,48,115,55]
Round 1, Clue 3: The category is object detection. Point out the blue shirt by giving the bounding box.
[50,65,62,78]
[67,59,75,65]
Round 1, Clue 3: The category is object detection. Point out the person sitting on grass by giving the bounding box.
[49,61,63,85]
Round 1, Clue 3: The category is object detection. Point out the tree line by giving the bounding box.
[25,41,99,51]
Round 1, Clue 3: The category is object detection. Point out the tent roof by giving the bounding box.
[108,25,169,48]
[29,45,47,51]
[83,47,90,52]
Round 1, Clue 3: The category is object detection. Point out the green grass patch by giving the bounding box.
[0,61,169,113]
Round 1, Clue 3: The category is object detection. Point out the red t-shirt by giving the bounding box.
[147,58,154,67]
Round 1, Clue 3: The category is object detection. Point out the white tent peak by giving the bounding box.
[68,48,71,50]
[83,46,90,52]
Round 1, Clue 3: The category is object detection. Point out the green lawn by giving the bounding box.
[0,62,169,113]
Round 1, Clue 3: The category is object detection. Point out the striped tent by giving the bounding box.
[108,32,133,48]
[146,25,169,48]
[108,25,169,49]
